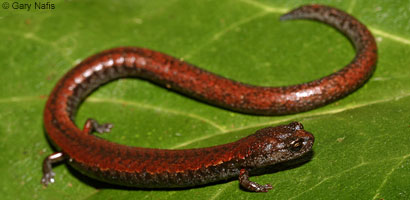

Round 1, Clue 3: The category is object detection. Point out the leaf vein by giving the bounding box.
[237,0,410,46]
[372,154,410,200]
[0,30,74,64]
[347,0,357,13]
[174,92,410,148]
[289,161,367,200]
[182,11,271,60]
[369,27,410,45]
[86,97,227,133]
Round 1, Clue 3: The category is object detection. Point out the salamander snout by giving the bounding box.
[288,129,314,153]
[279,122,314,161]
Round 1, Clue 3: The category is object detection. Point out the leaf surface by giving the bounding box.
[1,0,409,199]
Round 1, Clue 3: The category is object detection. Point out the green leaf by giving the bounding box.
[1,0,409,199]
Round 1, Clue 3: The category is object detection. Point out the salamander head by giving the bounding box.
[243,122,314,168]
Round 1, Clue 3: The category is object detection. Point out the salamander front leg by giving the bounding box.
[239,169,273,192]
[82,118,113,134]
[41,152,66,186]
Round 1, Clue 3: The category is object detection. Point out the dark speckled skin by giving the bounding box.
[66,122,313,190]
[42,4,376,192]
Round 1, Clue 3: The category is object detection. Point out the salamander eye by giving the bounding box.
[289,138,304,152]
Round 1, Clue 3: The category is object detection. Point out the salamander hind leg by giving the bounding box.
[239,169,273,192]
[82,118,113,134]
[41,152,66,186]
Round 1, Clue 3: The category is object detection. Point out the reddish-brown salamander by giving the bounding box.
[42,4,377,192]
